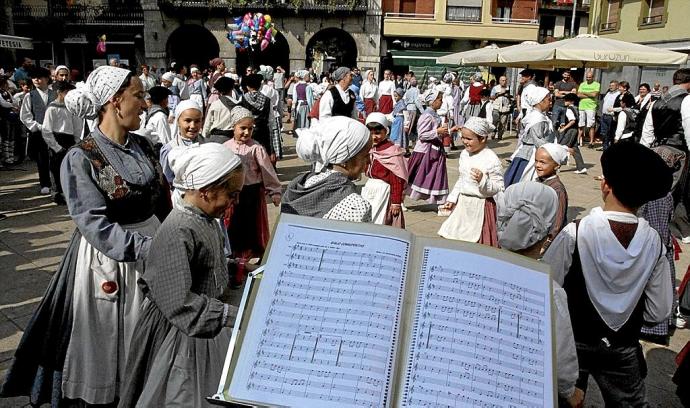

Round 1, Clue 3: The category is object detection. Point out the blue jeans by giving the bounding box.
[552,104,567,128]
[600,114,614,150]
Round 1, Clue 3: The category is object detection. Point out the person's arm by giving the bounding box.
[681,95,690,149]
[416,113,442,142]
[41,107,63,153]
[141,221,237,337]
[318,90,334,119]
[255,145,282,197]
[61,149,152,262]
[0,96,13,109]
[477,158,504,198]
[614,111,626,142]
[561,118,577,132]
[159,143,175,185]
[19,93,39,132]
[202,104,215,137]
[640,103,656,147]
[553,285,579,401]
[643,245,673,324]
[388,171,405,205]
[541,222,576,286]
[153,114,171,145]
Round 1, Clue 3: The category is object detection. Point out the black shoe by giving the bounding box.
[0,214,6,221]
[54,193,67,206]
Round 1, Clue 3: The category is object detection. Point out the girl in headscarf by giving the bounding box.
[292,70,310,130]
[206,57,226,108]
[504,86,554,187]
[241,73,275,164]
[188,66,207,111]
[119,143,244,407]
[360,69,378,116]
[438,117,503,246]
[389,87,406,148]
[160,100,203,185]
[407,89,457,205]
[495,181,583,408]
[461,72,485,120]
[362,113,408,227]
[535,143,570,253]
[0,66,171,407]
[223,107,282,285]
[281,116,373,222]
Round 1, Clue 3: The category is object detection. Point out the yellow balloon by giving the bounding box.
[264,14,271,24]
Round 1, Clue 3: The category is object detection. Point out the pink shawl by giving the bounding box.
[370,143,409,181]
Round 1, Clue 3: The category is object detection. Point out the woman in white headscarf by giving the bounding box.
[495,181,583,408]
[120,143,245,408]
[160,99,203,185]
[439,117,504,246]
[407,89,458,206]
[504,86,554,187]
[281,116,373,222]
[0,66,172,407]
[359,69,378,116]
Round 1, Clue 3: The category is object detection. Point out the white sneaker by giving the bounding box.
[40,187,50,195]
[574,168,588,175]
[682,236,690,244]
[676,315,687,329]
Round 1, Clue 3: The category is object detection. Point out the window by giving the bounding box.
[639,0,667,27]
[446,0,482,22]
[599,0,621,32]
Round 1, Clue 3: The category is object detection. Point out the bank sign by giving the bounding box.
[0,35,33,50]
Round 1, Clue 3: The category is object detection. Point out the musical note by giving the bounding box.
[402,247,553,408]
[230,223,411,408]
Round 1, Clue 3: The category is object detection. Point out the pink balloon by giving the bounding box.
[261,39,269,51]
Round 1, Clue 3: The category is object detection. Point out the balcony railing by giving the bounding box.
[600,21,618,31]
[157,0,368,12]
[492,16,539,25]
[446,6,481,22]
[12,4,144,26]
[641,14,664,25]
[384,12,435,19]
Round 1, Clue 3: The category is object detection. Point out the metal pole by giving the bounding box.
[570,0,577,37]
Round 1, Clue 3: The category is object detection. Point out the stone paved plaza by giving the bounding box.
[1,128,688,407]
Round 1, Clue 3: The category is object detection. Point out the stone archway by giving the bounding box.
[235,31,290,74]
[306,28,358,73]
[166,24,220,70]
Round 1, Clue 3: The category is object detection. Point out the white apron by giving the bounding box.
[62,215,160,404]
[361,178,390,225]
[438,194,485,242]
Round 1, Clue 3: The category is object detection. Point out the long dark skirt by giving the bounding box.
[227,183,269,262]
[504,157,529,187]
[0,230,82,406]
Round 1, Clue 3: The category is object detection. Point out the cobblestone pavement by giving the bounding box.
[1,128,687,407]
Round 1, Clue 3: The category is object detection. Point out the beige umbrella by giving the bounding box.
[437,41,544,66]
[498,34,688,68]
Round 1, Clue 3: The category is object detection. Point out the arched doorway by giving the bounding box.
[306,28,358,74]
[235,31,290,74]
[167,25,220,70]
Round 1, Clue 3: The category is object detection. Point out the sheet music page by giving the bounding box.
[401,246,554,408]
[230,219,410,408]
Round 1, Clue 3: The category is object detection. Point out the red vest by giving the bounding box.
[469,84,483,104]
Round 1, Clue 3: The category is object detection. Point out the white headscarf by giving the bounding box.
[228,106,254,129]
[463,117,495,139]
[295,116,370,170]
[54,65,69,74]
[171,100,203,146]
[161,72,176,83]
[524,86,550,107]
[168,142,242,190]
[64,66,131,119]
[497,181,558,252]
[424,88,441,104]
[365,112,391,134]
[540,143,569,165]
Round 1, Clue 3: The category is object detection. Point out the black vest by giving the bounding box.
[478,100,490,119]
[563,221,650,347]
[30,88,57,125]
[330,86,356,118]
[651,87,689,151]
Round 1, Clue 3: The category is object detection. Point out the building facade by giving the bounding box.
[589,0,690,89]
[142,0,382,75]
[538,0,590,43]
[381,0,539,76]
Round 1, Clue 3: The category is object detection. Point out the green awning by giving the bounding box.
[390,50,455,67]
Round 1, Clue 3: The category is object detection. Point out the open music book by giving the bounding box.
[214,214,556,407]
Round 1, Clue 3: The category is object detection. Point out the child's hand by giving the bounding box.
[470,168,483,182]
[442,202,456,211]
[390,204,402,216]
[437,126,449,136]
[271,194,281,207]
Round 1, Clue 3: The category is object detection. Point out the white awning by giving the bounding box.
[0,34,33,50]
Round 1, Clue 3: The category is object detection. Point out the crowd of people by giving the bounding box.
[0,54,689,407]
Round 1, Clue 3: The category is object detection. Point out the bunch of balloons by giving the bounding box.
[226,13,278,52]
